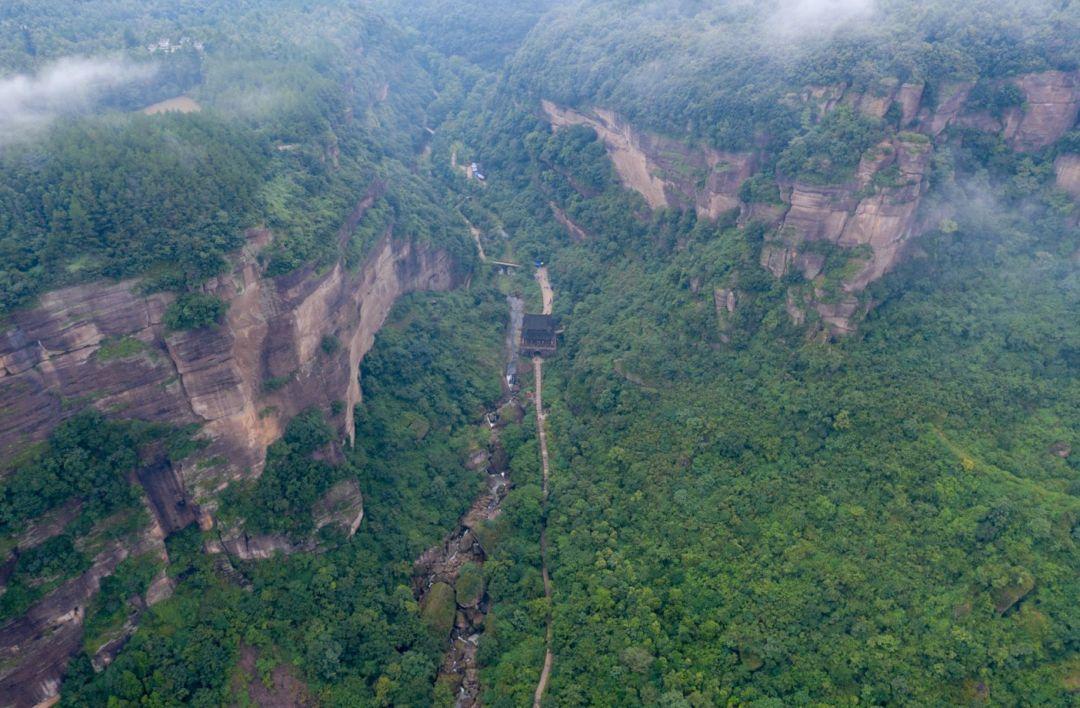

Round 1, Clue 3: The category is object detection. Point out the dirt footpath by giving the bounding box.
[536,267,553,315]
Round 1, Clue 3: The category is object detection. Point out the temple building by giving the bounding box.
[521,314,557,355]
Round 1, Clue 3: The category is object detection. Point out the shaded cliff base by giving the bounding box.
[0,426,369,707]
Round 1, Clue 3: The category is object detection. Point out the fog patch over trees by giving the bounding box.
[763,0,876,40]
[0,56,155,143]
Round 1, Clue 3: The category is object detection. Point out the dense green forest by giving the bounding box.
[415,3,1077,703]
[0,0,476,316]
[370,0,560,69]
[509,0,1080,150]
[0,0,1077,705]
[436,94,1078,704]
[59,288,506,705]
[0,116,264,309]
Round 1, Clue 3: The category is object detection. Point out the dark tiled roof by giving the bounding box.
[522,314,556,338]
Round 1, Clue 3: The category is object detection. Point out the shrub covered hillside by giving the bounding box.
[508,0,1080,150]
[442,107,1080,705]
[1,0,1077,706]
[392,0,1077,703]
[0,0,478,317]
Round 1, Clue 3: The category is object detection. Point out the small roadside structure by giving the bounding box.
[521,314,557,355]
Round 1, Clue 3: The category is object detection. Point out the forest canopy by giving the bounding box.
[507,0,1080,149]
[0,0,1077,705]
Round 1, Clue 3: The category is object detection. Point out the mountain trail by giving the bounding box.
[531,264,555,706]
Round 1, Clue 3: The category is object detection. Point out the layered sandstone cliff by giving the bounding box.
[0,496,171,706]
[772,70,1076,333]
[1005,71,1080,151]
[542,68,1079,335]
[542,100,756,219]
[762,135,933,334]
[1,226,459,511]
[0,213,463,705]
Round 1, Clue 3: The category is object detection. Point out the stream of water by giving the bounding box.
[412,294,525,707]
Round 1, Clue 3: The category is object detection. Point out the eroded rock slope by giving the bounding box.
[1,225,458,511]
[543,69,1080,335]
[0,204,463,705]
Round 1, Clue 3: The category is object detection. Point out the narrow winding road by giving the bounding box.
[465,217,520,269]
[532,265,555,708]
[468,223,487,262]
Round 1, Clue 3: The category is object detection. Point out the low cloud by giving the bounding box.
[0,57,155,143]
[765,0,876,40]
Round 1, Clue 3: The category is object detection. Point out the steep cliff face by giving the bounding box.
[833,70,1080,151]
[541,100,756,218]
[1056,154,1080,200]
[1005,71,1080,151]
[763,135,933,333]
[1,227,459,512]
[772,70,1077,333]
[0,498,170,706]
[0,217,461,705]
[542,68,1079,335]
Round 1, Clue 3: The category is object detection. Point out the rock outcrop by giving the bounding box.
[922,82,976,137]
[760,135,928,334]
[204,478,366,561]
[542,68,1078,336]
[1,224,460,512]
[1056,154,1080,200]
[0,495,170,707]
[0,201,463,705]
[763,134,932,286]
[772,70,1077,332]
[1004,71,1080,151]
[835,71,1079,151]
[761,134,932,334]
[542,100,755,219]
[714,287,738,342]
[313,478,365,537]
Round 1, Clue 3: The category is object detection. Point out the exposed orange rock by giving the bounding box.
[840,136,933,290]
[542,100,755,219]
[924,82,976,136]
[848,77,900,119]
[543,101,668,209]
[1,225,459,510]
[762,134,931,334]
[0,204,462,704]
[1005,71,1080,151]
[896,82,925,127]
[1055,154,1080,200]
